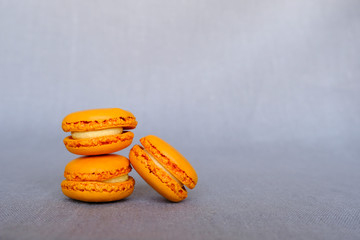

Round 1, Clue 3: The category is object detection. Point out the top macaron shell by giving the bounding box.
[140,135,198,189]
[62,108,137,132]
[64,154,132,181]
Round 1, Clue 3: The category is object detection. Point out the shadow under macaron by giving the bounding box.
[62,196,132,205]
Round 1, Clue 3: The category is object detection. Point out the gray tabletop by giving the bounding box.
[1,0,360,239]
[1,141,360,240]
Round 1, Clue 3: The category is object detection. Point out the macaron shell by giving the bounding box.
[64,132,134,155]
[62,108,137,132]
[140,135,198,189]
[61,177,135,202]
[64,154,131,181]
[129,145,187,202]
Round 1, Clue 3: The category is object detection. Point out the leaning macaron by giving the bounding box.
[129,135,198,202]
[62,108,137,155]
[61,154,135,202]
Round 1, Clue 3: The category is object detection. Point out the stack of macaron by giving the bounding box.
[61,108,197,203]
[61,108,137,202]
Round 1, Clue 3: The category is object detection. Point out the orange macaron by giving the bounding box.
[129,135,198,202]
[62,108,137,155]
[61,154,135,202]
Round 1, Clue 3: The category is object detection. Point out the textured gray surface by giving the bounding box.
[1,142,360,240]
[1,0,360,239]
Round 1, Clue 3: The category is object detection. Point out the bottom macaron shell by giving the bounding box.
[61,176,135,202]
[129,145,187,202]
[64,132,134,155]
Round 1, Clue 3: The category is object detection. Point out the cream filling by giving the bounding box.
[71,127,123,139]
[103,174,129,183]
[144,149,183,186]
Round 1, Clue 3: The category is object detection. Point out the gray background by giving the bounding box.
[0,0,360,239]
